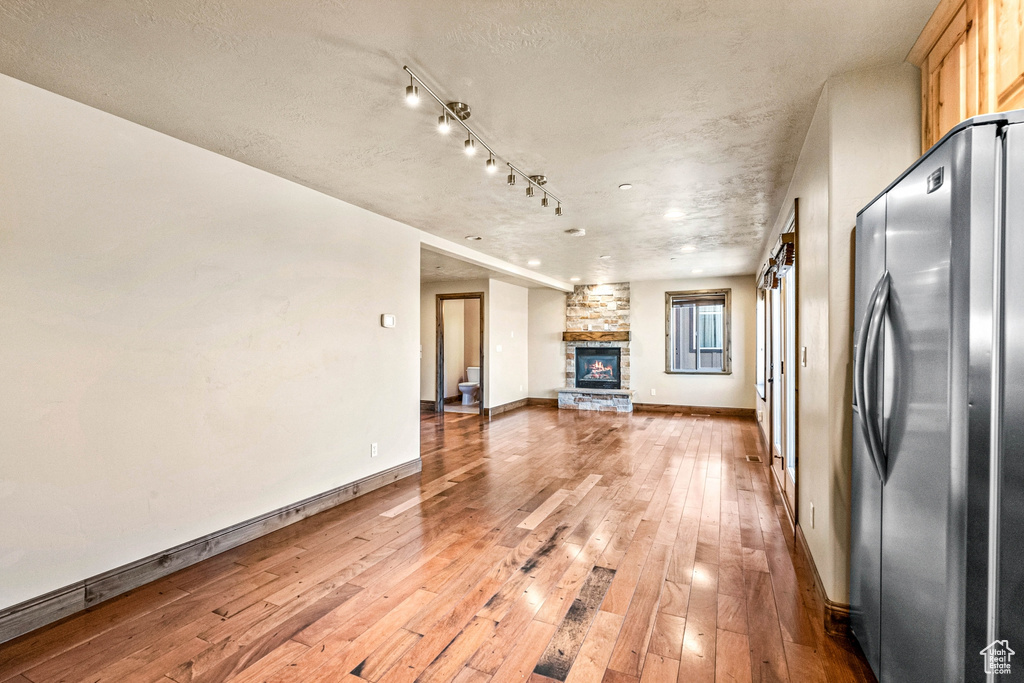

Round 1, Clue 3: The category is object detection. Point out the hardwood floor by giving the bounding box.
[0,407,875,682]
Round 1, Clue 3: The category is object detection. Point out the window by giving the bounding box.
[666,289,731,374]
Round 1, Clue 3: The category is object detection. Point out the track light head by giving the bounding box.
[464,136,476,156]
[405,77,419,106]
[437,112,450,134]
[507,173,516,186]
[555,204,563,216]
[486,155,497,173]
[526,186,535,198]
[541,194,549,208]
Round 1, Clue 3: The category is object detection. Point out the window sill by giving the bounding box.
[664,369,732,376]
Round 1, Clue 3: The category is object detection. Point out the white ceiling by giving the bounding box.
[421,248,548,289]
[0,0,935,284]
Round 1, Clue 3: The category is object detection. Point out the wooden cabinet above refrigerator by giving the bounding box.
[910,0,1024,151]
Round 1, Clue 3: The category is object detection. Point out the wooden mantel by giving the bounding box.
[562,331,630,342]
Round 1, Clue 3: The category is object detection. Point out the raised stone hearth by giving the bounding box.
[558,388,635,412]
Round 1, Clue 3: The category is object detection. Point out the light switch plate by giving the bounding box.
[380,314,396,328]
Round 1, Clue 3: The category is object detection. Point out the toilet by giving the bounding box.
[458,366,480,405]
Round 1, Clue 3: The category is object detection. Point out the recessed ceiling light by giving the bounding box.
[570,277,581,282]
[680,245,697,252]
[565,228,586,237]
[692,269,704,274]
[665,210,684,219]
[528,259,541,266]
[599,255,611,259]
[619,183,633,190]
[465,235,482,241]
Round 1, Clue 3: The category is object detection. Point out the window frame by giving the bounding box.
[664,288,732,375]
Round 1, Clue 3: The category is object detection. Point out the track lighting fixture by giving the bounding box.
[405,77,419,106]
[401,66,566,216]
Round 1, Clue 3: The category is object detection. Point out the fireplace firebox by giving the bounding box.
[575,347,622,390]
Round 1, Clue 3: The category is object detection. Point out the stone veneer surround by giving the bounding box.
[561,283,634,411]
[564,283,630,390]
[565,341,630,390]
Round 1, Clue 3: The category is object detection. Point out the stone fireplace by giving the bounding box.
[558,283,634,412]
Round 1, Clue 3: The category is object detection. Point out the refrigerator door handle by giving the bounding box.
[863,271,892,483]
[854,273,885,482]
[854,287,873,411]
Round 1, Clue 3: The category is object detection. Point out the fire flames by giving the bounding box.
[583,360,614,379]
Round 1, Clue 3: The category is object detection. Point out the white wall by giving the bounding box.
[824,63,921,603]
[753,62,920,603]
[0,74,421,610]
[487,280,529,408]
[419,280,488,403]
[630,277,756,409]
[442,299,465,398]
[527,288,567,399]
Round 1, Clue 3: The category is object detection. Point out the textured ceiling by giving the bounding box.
[421,249,546,289]
[0,0,935,283]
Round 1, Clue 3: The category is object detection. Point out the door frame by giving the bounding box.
[436,292,485,415]
[770,285,785,484]
[768,201,799,523]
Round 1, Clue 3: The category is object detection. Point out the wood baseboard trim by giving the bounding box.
[485,398,529,418]
[632,403,755,417]
[756,415,771,455]
[420,399,436,410]
[0,458,422,645]
[768,463,797,525]
[824,597,852,638]
[794,523,852,638]
[444,396,460,404]
[527,397,558,407]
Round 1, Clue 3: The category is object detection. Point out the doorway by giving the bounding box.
[436,293,484,415]
[769,211,799,520]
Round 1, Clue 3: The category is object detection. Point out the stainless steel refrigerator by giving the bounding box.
[852,111,1024,682]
